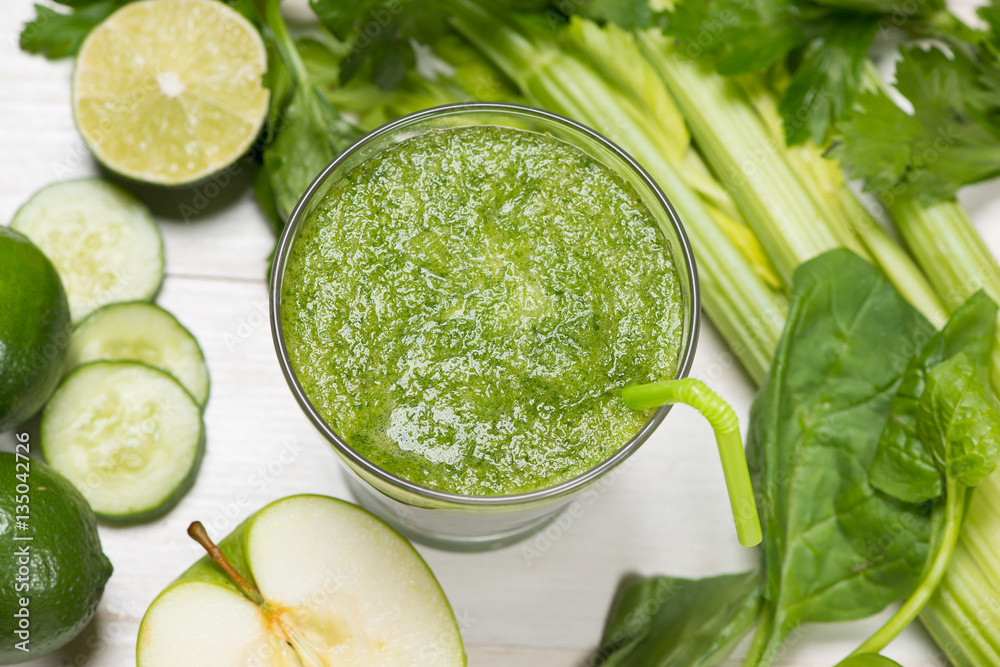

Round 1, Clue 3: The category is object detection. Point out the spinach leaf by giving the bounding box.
[745,249,932,665]
[870,290,997,502]
[596,571,761,667]
[917,353,1000,487]
[847,300,1000,656]
[848,362,1000,657]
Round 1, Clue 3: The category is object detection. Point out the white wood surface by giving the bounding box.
[1,1,998,665]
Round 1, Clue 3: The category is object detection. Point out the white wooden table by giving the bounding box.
[1,1,997,665]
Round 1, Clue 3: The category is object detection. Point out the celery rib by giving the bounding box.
[960,475,1000,580]
[892,195,1000,665]
[922,578,999,667]
[925,548,1000,662]
[639,35,847,286]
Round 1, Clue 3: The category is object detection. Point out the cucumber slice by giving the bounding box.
[69,302,210,407]
[41,361,204,523]
[11,178,164,322]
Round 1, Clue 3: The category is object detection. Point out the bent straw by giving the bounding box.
[622,379,762,547]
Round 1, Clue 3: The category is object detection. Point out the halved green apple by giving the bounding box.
[137,495,465,666]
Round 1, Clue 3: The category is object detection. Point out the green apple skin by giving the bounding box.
[136,494,466,667]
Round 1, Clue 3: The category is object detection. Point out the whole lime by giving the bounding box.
[0,226,71,431]
[0,452,113,664]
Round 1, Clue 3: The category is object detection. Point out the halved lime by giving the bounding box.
[72,0,269,186]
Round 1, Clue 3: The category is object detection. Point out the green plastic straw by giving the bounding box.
[622,378,762,547]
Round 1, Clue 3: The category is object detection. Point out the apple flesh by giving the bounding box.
[137,495,465,666]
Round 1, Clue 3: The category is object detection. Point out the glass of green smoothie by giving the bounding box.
[271,103,700,551]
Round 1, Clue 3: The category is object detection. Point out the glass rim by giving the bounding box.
[269,101,701,507]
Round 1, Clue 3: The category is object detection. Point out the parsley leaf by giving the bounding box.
[310,0,446,89]
[832,89,918,194]
[837,45,1000,202]
[256,0,363,224]
[664,0,956,146]
[576,0,655,29]
[667,0,804,75]
[666,0,882,144]
[263,83,360,218]
[311,0,564,88]
[20,0,260,59]
[780,14,879,145]
[19,1,127,58]
[982,1,1000,50]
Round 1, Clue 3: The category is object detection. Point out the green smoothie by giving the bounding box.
[281,125,684,496]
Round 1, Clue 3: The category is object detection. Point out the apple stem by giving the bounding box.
[188,521,265,606]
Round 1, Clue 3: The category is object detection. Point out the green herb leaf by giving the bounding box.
[809,0,942,14]
[310,0,444,88]
[665,0,996,151]
[19,1,127,58]
[596,571,761,666]
[666,0,804,75]
[576,0,655,29]
[870,290,997,503]
[666,0,880,144]
[837,45,1000,203]
[20,0,261,58]
[746,249,931,662]
[917,353,1000,488]
[258,0,363,224]
[263,83,362,221]
[298,36,345,88]
[829,89,918,196]
[253,165,282,233]
[779,15,879,145]
[981,1,1000,50]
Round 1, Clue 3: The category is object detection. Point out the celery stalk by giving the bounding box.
[638,34,857,286]
[922,547,1000,665]
[732,74,948,326]
[559,20,782,289]
[890,199,1000,310]
[921,574,1000,666]
[959,472,1000,580]
[642,32,950,333]
[890,198,1000,402]
[886,197,1000,666]
[449,0,787,382]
